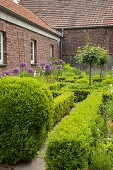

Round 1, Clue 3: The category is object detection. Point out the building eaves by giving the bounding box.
[0,4,62,38]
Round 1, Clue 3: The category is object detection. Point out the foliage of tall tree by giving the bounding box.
[96,48,110,77]
[76,44,99,85]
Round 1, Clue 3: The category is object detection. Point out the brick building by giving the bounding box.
[0,0,62,73]
[20,0,113,68]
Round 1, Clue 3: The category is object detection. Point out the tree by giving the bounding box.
[76,44,98,85]
[96,47,110,77]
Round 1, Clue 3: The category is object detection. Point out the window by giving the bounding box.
[50,45,53,58]
[0,32,3,64]
[31,40,35,64]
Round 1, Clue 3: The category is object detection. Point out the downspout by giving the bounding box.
[60,28,64,59]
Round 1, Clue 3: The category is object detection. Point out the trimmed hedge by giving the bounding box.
[44,92,103,169]
[53,92,74,124]
[0,76,54,164]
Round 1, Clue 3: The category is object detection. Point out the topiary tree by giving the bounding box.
[76,44,98,85]
[96,47,110,77]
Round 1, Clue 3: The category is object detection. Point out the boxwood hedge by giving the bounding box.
[0,76,54,164]
[44,92,103,169]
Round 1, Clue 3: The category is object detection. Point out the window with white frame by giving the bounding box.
[31,40,35,64]
[0,32,3,64]
[50,44,53,58]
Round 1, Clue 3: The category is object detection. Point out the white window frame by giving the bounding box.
[31,40,35,64]
[0,32,3,64]
[50,44,53,58]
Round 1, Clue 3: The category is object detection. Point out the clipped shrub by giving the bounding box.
[44,92,103,169]
[65,77,75,83]
[53,92,74,124]
[0,76,54,164]
[52,90,63,98]
[102,78,113,84]
[93,77,105,82]
[76,78,89,84]
[48,82,61,91]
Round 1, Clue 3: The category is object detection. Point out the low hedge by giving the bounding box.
[61,86,90,102]
[44,92,103,169]
[53,92,74,124]
[0,76,54,164]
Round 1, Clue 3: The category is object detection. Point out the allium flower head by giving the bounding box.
[48,62,52,67]
[59,60,63,64]
[45,63,51,71]
[52,66,55,70]
[57,65,62,70]
[27,68,34,74]
[3,70,10,76]
[12,67,20,74]
[41,62,45,66]
[54,60,58,65]
[20,62,27,67]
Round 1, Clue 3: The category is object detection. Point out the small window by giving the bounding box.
[31,40,35,64]
[50,45,53,58]
[0,32,3,64]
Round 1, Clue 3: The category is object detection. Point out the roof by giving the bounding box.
[0,0,61,37]
[20,0,113,29]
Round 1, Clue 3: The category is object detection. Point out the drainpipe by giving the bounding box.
[60,28,64,59]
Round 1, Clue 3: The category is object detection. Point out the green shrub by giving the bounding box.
[93,77,105,82]
[76,78,89,84]
[53,92,74,124]
[89,146,112,170]
[51,90,63,98]
[48,82,61,90]
[19,71,33,77]
[44,92,103,169]
[0,76,54,164]
[102,78,113,84]
[65,77,75,83]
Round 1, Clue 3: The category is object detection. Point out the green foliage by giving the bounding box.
[93,77,105,82]
[76,43,109,85]
[76,78,89,84]
[48,82,61,91]
[19,71,33,77]
[65,77,75,83]
[0,76,54,164]
[53,92,74,124]
[102,78,113,85]
[44,92,103,169]
[89,146,112,170]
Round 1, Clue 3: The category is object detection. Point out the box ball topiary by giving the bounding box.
[0,76,54,164]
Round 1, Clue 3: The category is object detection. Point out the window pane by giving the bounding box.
[0,52,1,60]
[31,54,33,60]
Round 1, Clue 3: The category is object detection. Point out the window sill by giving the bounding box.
[31,63,37,66]
[0,64,8,67]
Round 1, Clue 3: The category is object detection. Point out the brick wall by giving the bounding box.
[62,27,113,57]
[0,19,60,73]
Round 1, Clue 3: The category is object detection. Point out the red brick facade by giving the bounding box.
[62,27,113,57]
[0,19,60,73]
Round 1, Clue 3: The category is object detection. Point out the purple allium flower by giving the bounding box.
[52,66,55,70]
[45,63,51,71]
[12,67,20,74]
[3,70,10,76]
[59,60,63,64]
[57,65,62,70]
[54,60,58,65]
[27,68,34,74]
[20,62,27,67]
[48,62,52,67]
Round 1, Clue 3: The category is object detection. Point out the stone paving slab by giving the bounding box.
[14,157,45,170]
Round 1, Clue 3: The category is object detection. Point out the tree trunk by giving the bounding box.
[89,64,92,85]
[100,65,103,78]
